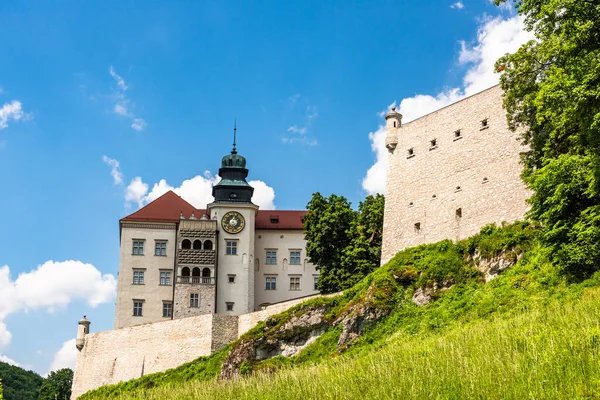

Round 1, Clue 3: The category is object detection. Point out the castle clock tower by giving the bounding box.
[208,126,259,314]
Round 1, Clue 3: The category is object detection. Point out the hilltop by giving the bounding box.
[79,221,600,399]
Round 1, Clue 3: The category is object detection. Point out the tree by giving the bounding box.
[495,0,600,278]
[39,368,73,400]
[304,193,385,293]
[0,361,43,400]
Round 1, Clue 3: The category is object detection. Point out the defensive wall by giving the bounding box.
[381,85,531,264]
[72,293,330,399]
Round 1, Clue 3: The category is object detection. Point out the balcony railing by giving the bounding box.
[177,276,215,285]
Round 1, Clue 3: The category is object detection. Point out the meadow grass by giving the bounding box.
[97,286,600,400]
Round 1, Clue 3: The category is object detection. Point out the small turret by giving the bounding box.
[385,107,402,152]
[76,315,91,351]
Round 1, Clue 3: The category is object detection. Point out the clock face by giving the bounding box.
[221,211,245,234]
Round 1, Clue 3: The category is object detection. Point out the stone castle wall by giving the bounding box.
[381,85,531,264]
[72,293,327,399]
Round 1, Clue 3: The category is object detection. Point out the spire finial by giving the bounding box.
[232,119,237,154]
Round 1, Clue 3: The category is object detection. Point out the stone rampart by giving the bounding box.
[72,293,333,399]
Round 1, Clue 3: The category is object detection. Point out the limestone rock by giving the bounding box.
[472,249,520,282]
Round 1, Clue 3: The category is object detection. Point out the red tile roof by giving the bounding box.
[120,190,306,230]
[120,191,205,223]
[255,210,306,230]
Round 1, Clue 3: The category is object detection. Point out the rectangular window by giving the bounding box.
[266,250,277,264]
[226,241,238,255]
[159,271,171,285]
[313,276,318,291]
[226,302,234,311]
[289,276,301,291]
[190,293,199,308]
[155,241,167,256]
[265,276,277,290]
[133,301,143,317]
[133,270,145,285]
[289,251,301,265]
[228,274,236,283]
[162,301,172,318]
[132,240,144,255]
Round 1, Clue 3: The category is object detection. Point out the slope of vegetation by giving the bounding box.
[80,221,600,399]
[0,362,44,400]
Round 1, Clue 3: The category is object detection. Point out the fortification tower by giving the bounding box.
[385,107,402,152]
[208,124,258,314]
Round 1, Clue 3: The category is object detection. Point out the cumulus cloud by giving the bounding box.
[0,354,20,367]
[0,262,116,347]
[48,338,77,373]
[125,172,277,210]
[0,100,26,130]
[450,1,464,9]
[109,66,147,131]
[362,14,534,195]
[102,155,123,185]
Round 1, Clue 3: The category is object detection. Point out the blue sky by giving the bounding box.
[0,0,529,374]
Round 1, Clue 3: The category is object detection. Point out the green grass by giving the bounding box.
[81,222,600,399]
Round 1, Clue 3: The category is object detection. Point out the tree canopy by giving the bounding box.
[39,368,73,400]
[0,362,43,400]
[495,0,600,278]
[304,193,385,292]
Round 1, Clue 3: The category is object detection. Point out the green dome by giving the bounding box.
[221,152,247,168]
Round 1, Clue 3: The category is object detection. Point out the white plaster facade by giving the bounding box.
[114,223,177,329]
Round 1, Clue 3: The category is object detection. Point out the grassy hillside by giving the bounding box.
[81,222,600,399]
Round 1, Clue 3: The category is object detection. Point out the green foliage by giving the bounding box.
[494,0,600,278]
[0,378,3,400]
[304,192,385,293]
[39,368,73,400]
[85,221,600,399]
[0,362,43,400]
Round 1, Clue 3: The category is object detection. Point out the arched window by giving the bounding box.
[202,268,211,277]
[203,240,213,250]
[193,240,202,250]
[182,239,191,249]
[181,267,190,277]
[192,267,200,277]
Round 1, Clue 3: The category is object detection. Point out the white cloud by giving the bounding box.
[114,104,129,116]
[362,14,533,195]
[131,118,147,131]
[125,172,277,210]
[450,1,464,9]
[102,155,123,185]
[282,95,318,146]
[125,177,149,208]
[0,354,20,367]
[0,100,25,130]
[248,180,276,210]
[48,339,77,373]
[108,66,146,131]
[0,262,116,347]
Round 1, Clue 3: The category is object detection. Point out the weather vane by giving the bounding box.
[232,119,237,154]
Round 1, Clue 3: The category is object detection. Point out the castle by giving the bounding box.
[72,85,531,398]
[114,134,319,329]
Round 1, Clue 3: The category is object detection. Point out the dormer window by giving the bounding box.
[270,216,279,224]
[229,193,238,199]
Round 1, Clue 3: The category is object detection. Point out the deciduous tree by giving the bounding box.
[495,0,600,277]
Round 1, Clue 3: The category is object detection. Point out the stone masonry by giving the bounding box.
[72,293,328,399]
[381,85,531,264]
